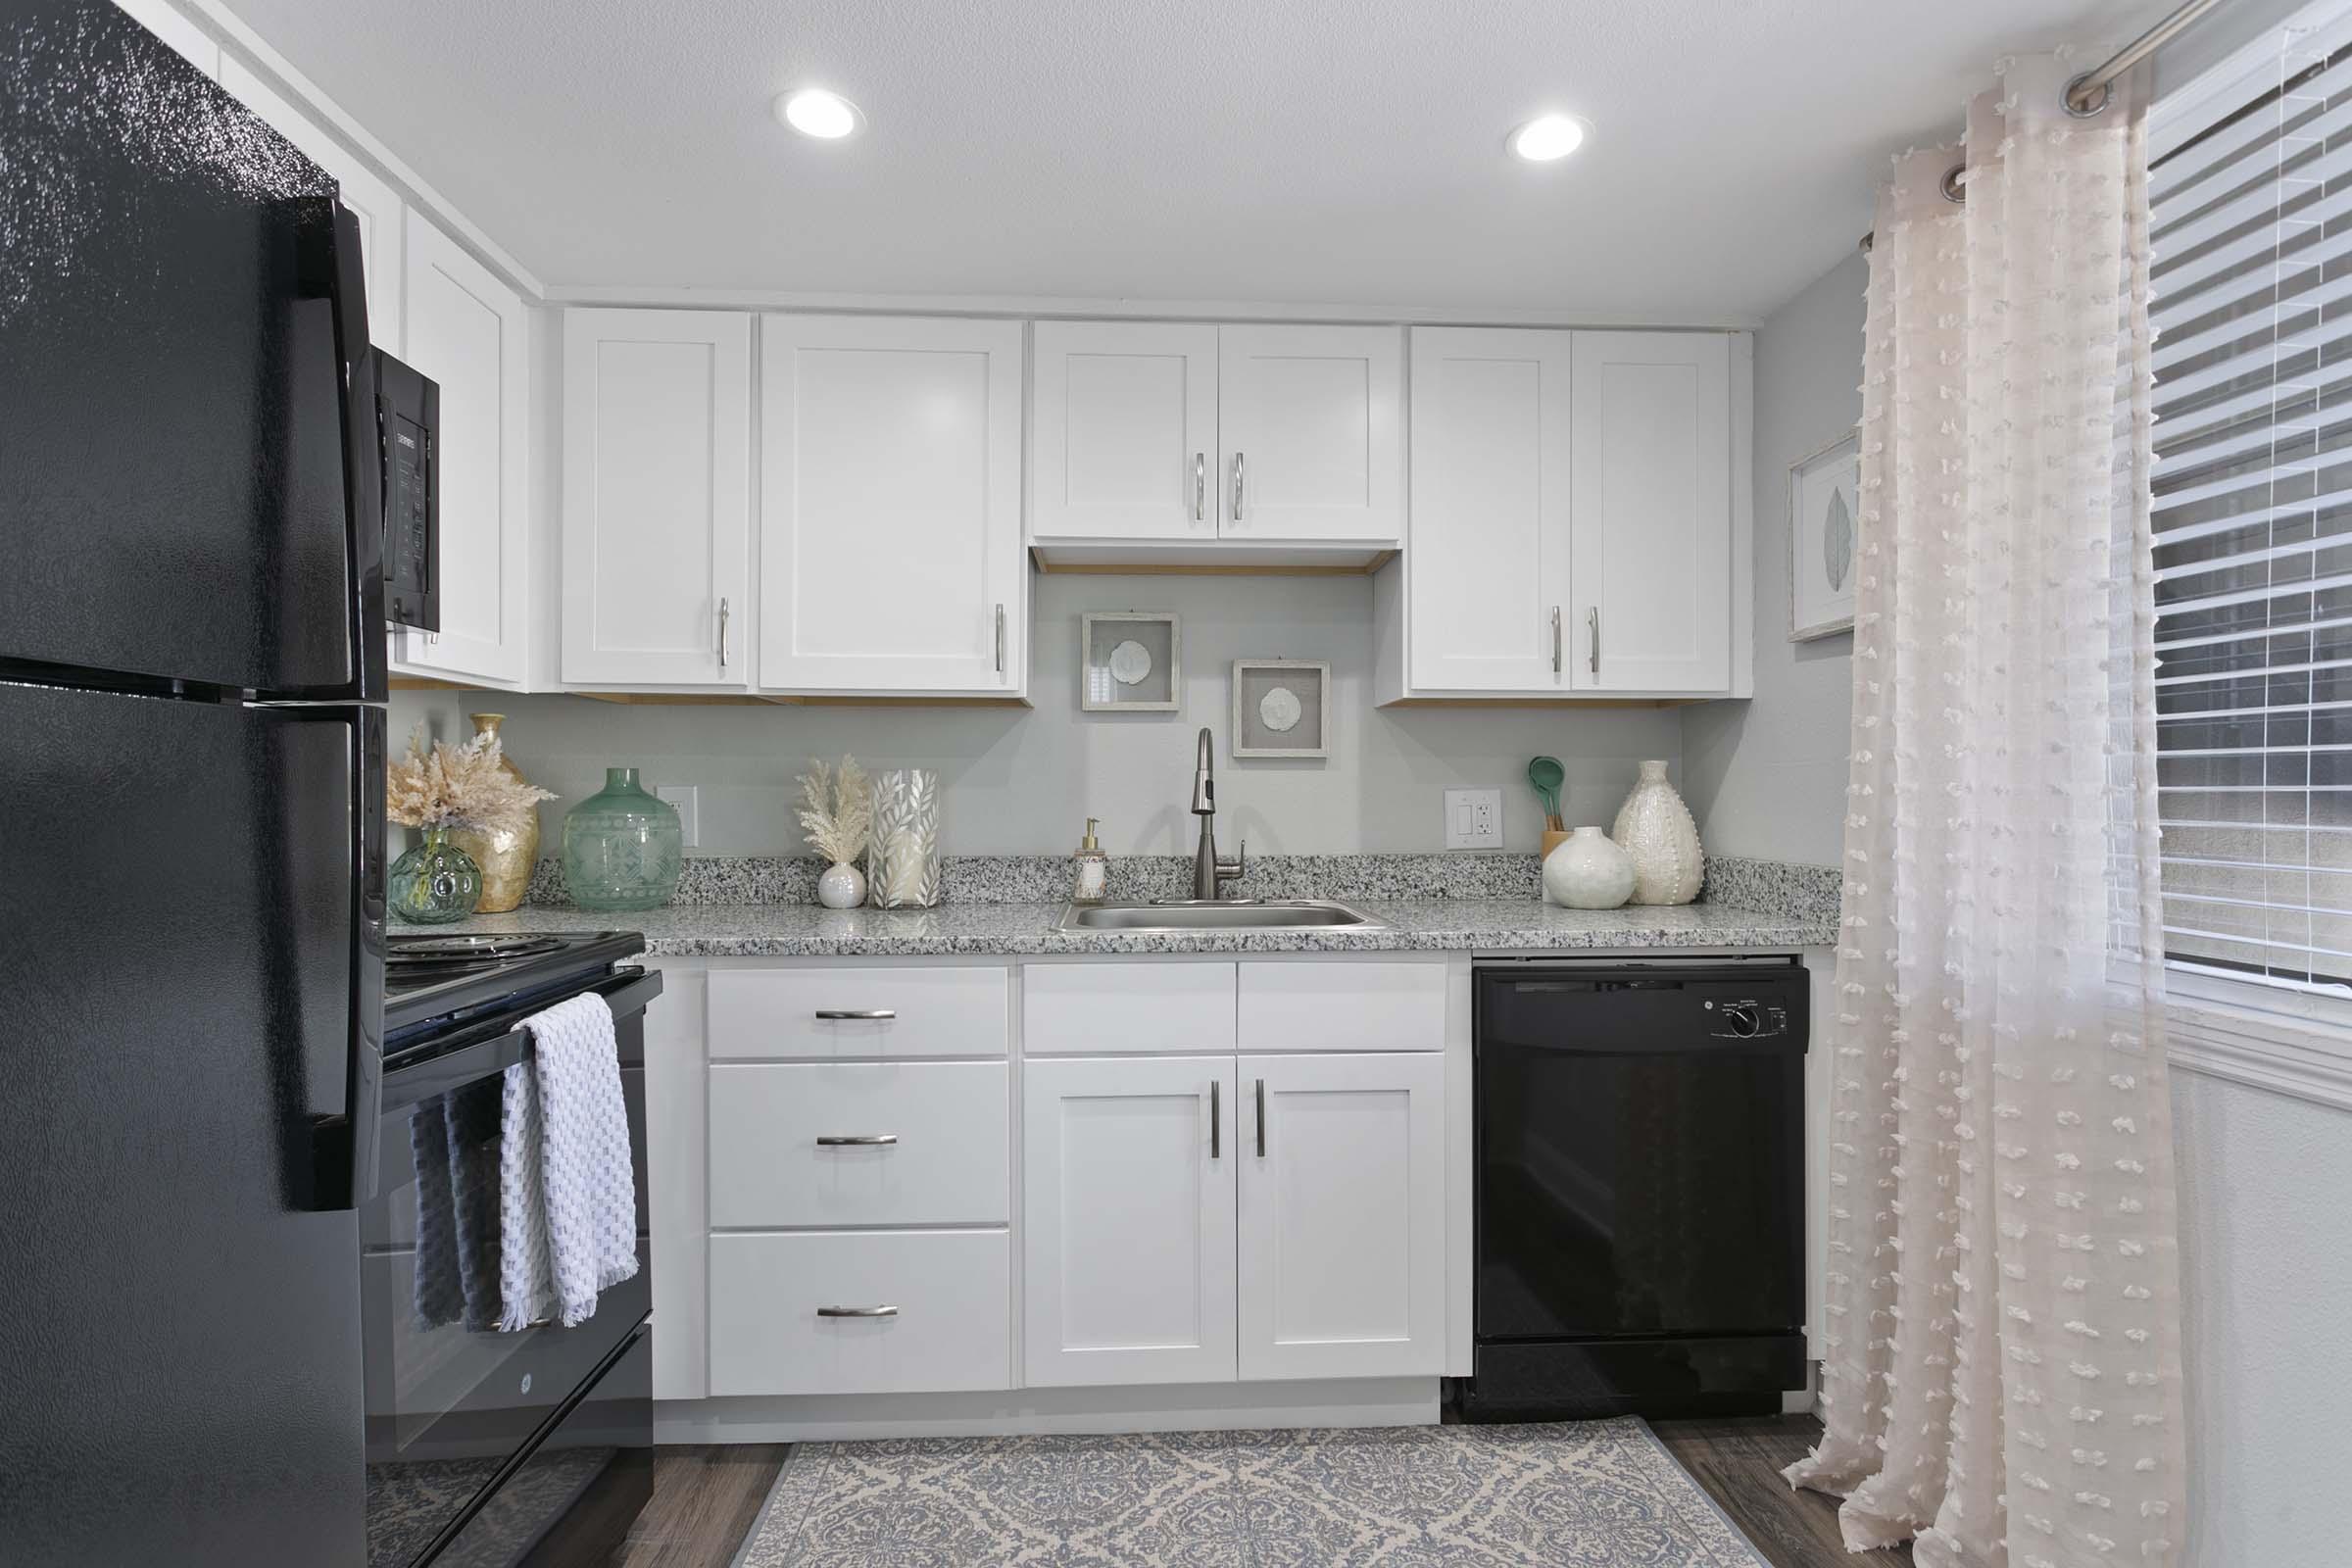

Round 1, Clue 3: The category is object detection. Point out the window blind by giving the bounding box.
[2153,24,2352,995]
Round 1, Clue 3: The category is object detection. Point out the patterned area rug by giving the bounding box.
[733,1419,1769,1567]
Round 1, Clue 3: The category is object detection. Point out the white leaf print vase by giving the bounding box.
[1543,826,1635,909]
[1610,760,1703,906]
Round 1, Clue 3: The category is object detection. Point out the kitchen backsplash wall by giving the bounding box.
[391,572,1687,858]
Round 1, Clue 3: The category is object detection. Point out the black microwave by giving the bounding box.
[373,348,438,633]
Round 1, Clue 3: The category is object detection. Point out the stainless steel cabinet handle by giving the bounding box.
[995,603,1006,674]
[718,596,730,670]
[1588,608,1599,676]
[1209,1079,1220,1159]
[816,1304,899,1318]
[1231,451,1246,522]
[815,1134,899,1147]
[1551,606,1562,675]
[814,1008,896,1020]
[1254,1078,1266,1156]
[1194,452,1206,522]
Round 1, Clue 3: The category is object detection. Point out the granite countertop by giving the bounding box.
[426,897,1836,958]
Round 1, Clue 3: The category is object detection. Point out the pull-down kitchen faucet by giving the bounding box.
[1190,726,1246,900]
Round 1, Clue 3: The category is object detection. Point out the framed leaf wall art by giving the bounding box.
[1789,429,1859,641]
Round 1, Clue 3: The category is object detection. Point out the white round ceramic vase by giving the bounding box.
[817,860,867,909]
[1543,826,1636,909]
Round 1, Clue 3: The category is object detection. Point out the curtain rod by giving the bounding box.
[1858,0,2236,252]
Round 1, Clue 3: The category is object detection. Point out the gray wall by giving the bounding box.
[392,571,1685,858]
[1680,251,1865,867]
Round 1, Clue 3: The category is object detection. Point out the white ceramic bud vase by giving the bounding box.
[817,860,866,909]
[1543,826,1636,909]
[1611,760,1703,906]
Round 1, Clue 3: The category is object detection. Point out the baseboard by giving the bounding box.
[655,1377,1443,1444]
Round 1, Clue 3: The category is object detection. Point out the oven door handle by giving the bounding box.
[381,967,663,1111]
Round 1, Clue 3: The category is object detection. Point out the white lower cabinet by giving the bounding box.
[1238,1053,1446,1380]
[708,1061,1008,1229]
[1023,1055,1239,1387]
[709,1230,1011,1396]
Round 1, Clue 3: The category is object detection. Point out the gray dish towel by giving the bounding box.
[497,993,639,1332]
[411,1090,507,1333]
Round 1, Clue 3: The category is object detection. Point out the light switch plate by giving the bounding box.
[657,784,700,848]
[1443,788,1503,851]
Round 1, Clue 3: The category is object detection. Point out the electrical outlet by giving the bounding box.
[1443,788,1503,851]
[657,784,700,848]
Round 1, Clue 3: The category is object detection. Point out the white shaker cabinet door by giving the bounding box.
[561,309,751,687]
[217,59,403,354]
[1022,1055,1239,1388]
[1031,321,1219,543]
[1237,1052,1445,1382]
[759,315,1024,694]
[1568,331,1732,693]
[1406,327,1574,691]
[398,221,528,687]
[1218,324,1402,544]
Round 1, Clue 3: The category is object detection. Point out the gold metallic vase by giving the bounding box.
[448,712,541,913]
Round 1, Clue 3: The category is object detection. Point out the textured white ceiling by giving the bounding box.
[220,0,2166,320]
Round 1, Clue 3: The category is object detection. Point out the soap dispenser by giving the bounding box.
[1071,817,1109,905]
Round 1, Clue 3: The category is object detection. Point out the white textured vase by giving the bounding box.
[1543,826,1636,909]
[1611,760,1703,906]
[817,860,866,909]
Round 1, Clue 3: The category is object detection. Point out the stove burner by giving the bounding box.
[386,934,564,964]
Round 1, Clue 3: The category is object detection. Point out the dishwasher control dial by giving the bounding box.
[1719,1002,1761,1037]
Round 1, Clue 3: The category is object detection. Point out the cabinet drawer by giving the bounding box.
[709,1231,1011,1396]
[1023,962,1236,1054]
[1237,961,1446,1052]
[709,1061,1008,1227]
[709,966,1008,1059]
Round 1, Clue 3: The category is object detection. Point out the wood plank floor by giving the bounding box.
[612,1444,790,1568]
[609,1419,1906,1566]
[1650,1414,1913,1568]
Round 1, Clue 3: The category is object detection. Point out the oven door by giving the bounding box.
[362,968,657,1568]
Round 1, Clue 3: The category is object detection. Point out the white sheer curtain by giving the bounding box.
[1787,53,2189,1568]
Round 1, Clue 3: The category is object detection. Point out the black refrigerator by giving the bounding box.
[1,3,384,1563]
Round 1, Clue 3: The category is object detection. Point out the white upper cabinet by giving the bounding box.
[1406,328,1574,692]
[561,309,751,688]
[113,0,216,77]
[1238,1052,1446,1382]
[218,59,404,352]
[760,315,1025,695]
[399,221,528,687]
[1030,321,1219,543]
[1383,327,1743,701]
[1219,324,1403,544]
[1023,1055,1239,1388]
[1569,331,1733,692]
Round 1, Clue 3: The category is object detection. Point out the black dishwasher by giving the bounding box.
[1464,959,1809,1421]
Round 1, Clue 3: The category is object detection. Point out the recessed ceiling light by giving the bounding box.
[776,87,863,140]
[1509,114,1589,163]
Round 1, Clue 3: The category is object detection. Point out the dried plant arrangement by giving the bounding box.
[796,755,871,866]
[387,724,555,832]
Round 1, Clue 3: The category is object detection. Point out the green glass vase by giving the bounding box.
[389,826,483,924]
[562,767,684,911]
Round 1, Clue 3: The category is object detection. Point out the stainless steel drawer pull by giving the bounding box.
[1254,1077,1267,1156]
[816,1304,899,1318]
[996,603,1006,674]
[1209,1079,1220,1159]
[1551,606,1562,675]
[1231,451,1247,521]
[1194,452,1206,521]
[815,1134,899,1147]
[813,1008,896,1020]
[1589,607,1600,676]
[718,595,730,670]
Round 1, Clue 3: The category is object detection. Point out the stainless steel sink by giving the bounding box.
[1058,900,1384,933]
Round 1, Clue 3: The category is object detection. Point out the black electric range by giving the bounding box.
[368,929,659,1568]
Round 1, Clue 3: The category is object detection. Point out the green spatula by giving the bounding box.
[1526,756,1565,833]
